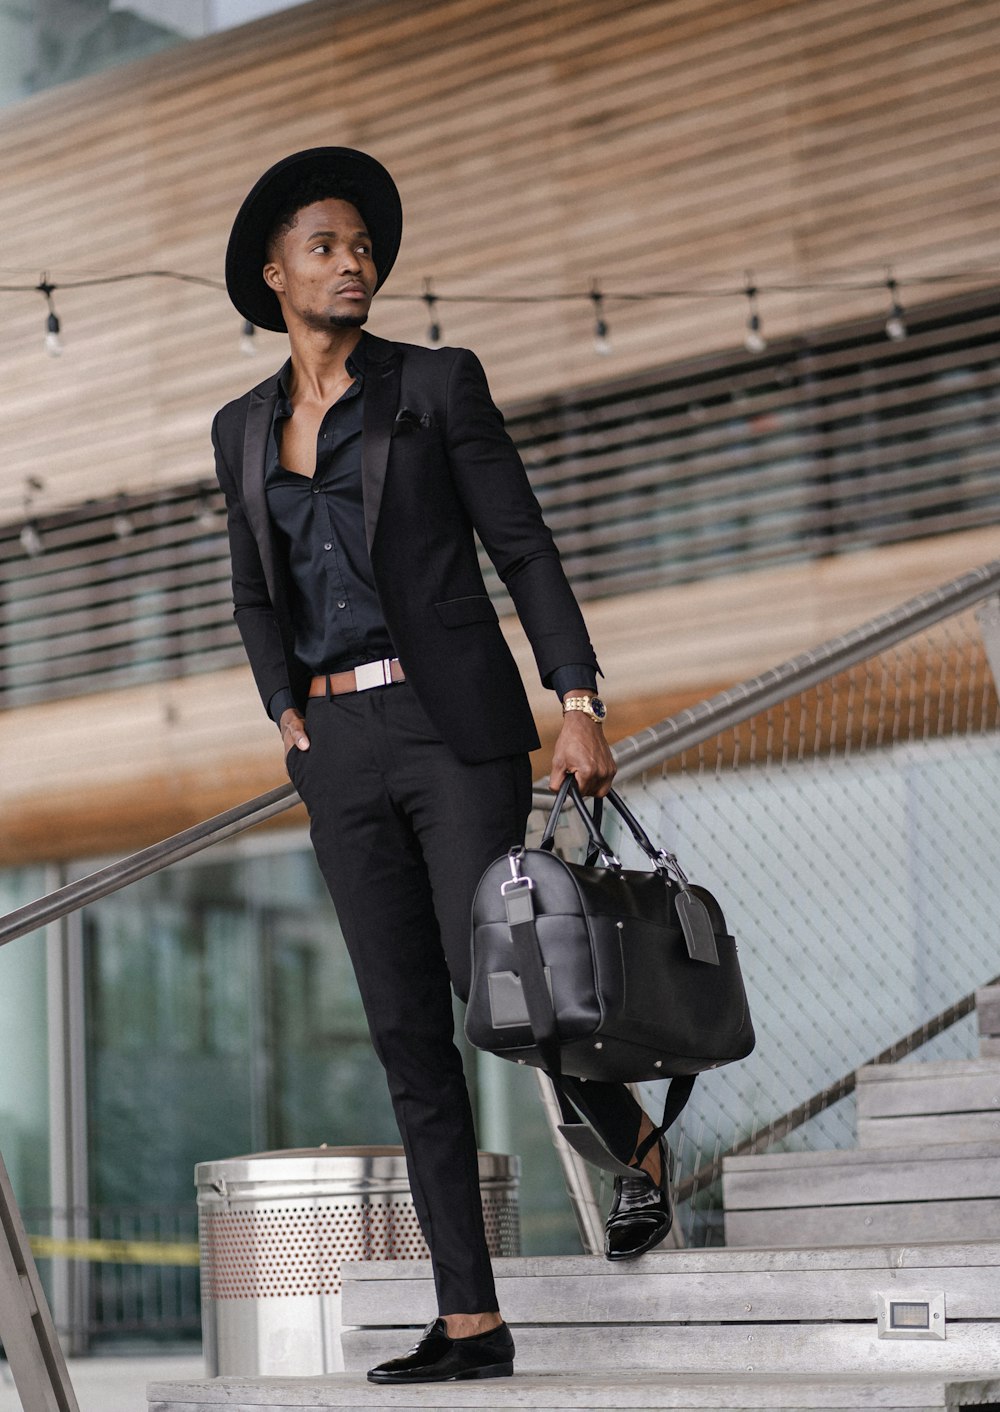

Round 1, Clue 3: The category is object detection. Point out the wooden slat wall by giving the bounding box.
[2,0,1000,522]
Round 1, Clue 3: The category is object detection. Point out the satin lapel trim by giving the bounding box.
[243,387,279,599]
[362,345,402,554]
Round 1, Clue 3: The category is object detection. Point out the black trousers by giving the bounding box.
[287,682,642,1312]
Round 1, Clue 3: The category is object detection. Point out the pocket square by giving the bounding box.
[393,406,435,434]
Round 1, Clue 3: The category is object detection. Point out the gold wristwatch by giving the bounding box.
[562,695,607,724]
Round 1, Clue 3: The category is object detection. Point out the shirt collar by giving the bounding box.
[275,331,368,410]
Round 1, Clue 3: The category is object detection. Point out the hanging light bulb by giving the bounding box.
[195,489,219,531]
[885,273,907,341]
[37,277,63,356]
[45,310,63,356]
[743,273,766,353]
[423,278,442,345]
[590,283,612,355]
[112,497,135,539]
[239,318,258,356]
[20,520,43,557]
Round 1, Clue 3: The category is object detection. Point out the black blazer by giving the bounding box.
[212,332,598,763]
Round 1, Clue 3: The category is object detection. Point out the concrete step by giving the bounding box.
[857,1058,1000,1148]
[149,1246,1000,1407]
[147,1369,1000,1411]
[342,1322,1000,1380]
[722,1140,1000,1247]
[342,1242,1000,1328]
[333,1243,1000,1377]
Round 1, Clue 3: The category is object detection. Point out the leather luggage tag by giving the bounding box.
[676,888,720,965]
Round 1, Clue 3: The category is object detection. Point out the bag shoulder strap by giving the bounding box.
[554,1073,695,1178]
[502,845,695,1179]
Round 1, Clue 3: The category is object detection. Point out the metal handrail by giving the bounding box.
[3,556,999,949]
[611,554,1000,781]
[0,784,297,948]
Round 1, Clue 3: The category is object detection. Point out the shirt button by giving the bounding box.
[323,543,332,552]
[337,601,347,609]
[311,485,320,494]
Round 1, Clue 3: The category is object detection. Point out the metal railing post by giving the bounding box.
[532,1071,604,1255]
[46,883,91,1356]
[0,1150,80,1412]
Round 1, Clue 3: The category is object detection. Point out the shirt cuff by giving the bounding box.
[268,688,297,725]
[549,664,599,701]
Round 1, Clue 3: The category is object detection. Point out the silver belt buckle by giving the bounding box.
[354,658,394,691]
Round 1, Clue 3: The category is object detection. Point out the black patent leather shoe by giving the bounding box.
[604,1138,673,1261]
[367,1317,515,1384]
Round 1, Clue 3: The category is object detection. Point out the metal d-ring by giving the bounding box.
[655,848,689,884]
[501,845,534,895]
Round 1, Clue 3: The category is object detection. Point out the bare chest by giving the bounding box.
[279,379,354,477]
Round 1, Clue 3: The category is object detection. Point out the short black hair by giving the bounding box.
[265,173,368,260]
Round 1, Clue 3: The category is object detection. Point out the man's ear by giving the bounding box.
[263,261,284,294]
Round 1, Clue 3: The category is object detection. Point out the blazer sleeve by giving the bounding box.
[443,348,599,685]
[212,410,294,722]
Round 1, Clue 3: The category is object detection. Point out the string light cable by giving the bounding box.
[0,263,998,356]
[6,261,999,556]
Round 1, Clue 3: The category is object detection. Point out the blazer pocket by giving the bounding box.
[434,595,499,628]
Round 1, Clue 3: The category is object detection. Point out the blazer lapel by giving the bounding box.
[361,336,403,554]
[242,376,280,600]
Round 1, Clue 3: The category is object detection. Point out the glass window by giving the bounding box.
[80,833,582,1252]
[0,0,306,108]
[83,839,400,1208]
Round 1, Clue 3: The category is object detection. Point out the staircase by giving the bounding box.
[148,991,1000,1410]
[148,1241,1000,1408]
[724,987,1000,1250]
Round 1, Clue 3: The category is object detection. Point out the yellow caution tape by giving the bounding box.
[29,1235,200,1267]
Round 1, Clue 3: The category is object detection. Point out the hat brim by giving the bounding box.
[226,147,403,333]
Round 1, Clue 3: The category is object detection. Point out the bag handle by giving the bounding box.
[540,775,689,883]
[539,773,621,866]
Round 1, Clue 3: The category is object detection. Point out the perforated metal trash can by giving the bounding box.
[196,1145,520,1376]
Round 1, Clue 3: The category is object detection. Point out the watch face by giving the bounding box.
[590,697,607,720]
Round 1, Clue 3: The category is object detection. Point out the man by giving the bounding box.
[214,147,671,1386]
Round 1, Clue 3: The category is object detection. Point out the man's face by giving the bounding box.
[263,198,377,330]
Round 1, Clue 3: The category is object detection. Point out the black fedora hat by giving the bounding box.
[226,146,403,333]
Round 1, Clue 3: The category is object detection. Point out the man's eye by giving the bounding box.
[357,244,372,255]
[311,243,330,254]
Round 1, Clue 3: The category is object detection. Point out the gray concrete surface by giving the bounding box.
[0,1352,204,1411]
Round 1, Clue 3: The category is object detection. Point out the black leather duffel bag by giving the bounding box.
[465,776,755,1171]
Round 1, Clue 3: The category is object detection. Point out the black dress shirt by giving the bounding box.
[265,332,596,724]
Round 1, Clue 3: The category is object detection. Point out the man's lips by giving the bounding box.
[336,284,369,298]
